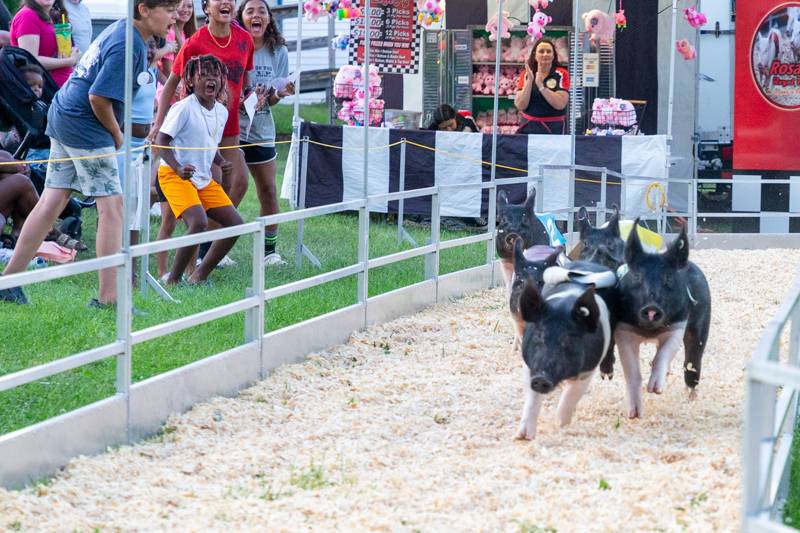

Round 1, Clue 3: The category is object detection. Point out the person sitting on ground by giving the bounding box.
[425,104,479,133]
[155,54,243,285]
[0,63,46,156]
[0,149,84,251]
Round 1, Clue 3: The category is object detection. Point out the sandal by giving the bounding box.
[55,231,88,252]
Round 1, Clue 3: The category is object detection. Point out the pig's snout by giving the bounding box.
[504,232,521,249]
[640,305,664,324]
[531,375,555,394]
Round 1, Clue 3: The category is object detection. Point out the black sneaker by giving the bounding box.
[88,298,147,317]
[0,285,28,304]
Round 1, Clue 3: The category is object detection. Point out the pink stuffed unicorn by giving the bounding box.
[684,6,708,29]
[582,9,615,45]
[486,11,512,41]
[676,39,696,60]
[527,10,552,41]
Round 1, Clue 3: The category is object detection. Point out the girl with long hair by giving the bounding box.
[236,0,293,265]
[514,37,570,135]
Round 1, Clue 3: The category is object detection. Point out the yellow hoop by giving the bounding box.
[645,182,667,211]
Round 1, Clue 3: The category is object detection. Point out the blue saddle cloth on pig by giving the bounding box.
[535,213,567,247]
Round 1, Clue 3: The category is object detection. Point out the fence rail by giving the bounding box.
[743,272,800,531]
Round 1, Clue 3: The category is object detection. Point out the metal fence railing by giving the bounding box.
[743,273,800,532]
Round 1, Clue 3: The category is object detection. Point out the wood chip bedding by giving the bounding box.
[1,249,797,532]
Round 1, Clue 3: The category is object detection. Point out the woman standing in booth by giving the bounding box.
[514,37,569,135]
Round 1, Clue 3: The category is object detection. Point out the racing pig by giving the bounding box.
[614,221,711,418]
[513,279,613,440]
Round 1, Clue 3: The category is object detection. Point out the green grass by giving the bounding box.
[785,426,800,527]
[272,102,332,136]
[0,111,489,435]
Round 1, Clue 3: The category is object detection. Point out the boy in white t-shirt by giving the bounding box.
[156,55,244,285]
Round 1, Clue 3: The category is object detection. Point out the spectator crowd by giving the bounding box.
[0,0,293,306]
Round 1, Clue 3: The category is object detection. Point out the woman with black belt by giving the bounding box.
[514,37,569,135]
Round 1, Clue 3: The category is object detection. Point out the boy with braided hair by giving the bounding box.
[156,54,243,285]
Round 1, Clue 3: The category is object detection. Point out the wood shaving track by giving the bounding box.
[1,250,797,532]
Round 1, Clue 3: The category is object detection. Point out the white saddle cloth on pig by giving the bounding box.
[542,264,617,289]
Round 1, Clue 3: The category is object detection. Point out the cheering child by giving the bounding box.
[156,55,243,285]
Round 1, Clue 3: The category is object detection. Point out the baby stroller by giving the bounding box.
[0,46,89,239]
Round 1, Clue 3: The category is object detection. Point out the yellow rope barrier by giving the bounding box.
[0,134,625,187]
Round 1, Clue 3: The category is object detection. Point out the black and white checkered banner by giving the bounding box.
[348,0,421,75]
[281,123,670,218]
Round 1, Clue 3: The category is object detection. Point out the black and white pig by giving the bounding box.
[508,239,563,351]
[574,206,625,379]
[495,188,551,286]
[614,221,711,418]
[513,278,613,440]
[575,206,625,270]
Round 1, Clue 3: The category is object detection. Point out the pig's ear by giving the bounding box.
[544,245,564,267]
[577,207,591,238]
[519,280,545,323]
[572,286,599,333]
[524,188,537,214]
[513,238,526,275]
[665,226,690,268]
[497,189,509,207]
[608,206,621,238]
[624,218,645,264]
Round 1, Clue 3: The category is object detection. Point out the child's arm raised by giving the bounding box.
[156,131,195,180]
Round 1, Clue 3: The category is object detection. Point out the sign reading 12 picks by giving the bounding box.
[349,0,421,74]
[736,1,800,170]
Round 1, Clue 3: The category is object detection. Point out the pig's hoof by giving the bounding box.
[627,401,643,419]
[647,375,665,394]
[601,370,613,381]
[515,425,536,440]
[688,387,698,401]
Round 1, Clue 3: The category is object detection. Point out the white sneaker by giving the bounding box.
[150,204,162,217]
[264,252,287,266]
[216,255,236,269]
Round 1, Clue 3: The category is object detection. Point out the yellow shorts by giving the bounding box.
[158,166,233,218]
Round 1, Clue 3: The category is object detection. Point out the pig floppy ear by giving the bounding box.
[497,189,509,207]
[577,206,591,238]
[519,279,546,323]
[513,238,526,275]
[624,217,645,264]
[572,286,599,333]
[608,205,621,238]
[544,245,564,267]
[524,188,537,214]
[665,226,690,269]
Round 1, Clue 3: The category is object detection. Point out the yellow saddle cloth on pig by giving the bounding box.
[619,220,663,253]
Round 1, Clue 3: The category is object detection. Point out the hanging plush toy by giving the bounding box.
[582,9,615,45]
[676,39,697,60]
[486,10,512,41]
[684,6,708,29]
[527,10,552,41]
[615,9,627,30]
[303,0,324,22]
[331,33,349,50]
[417,0,445,28]
[529,0,553,9]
